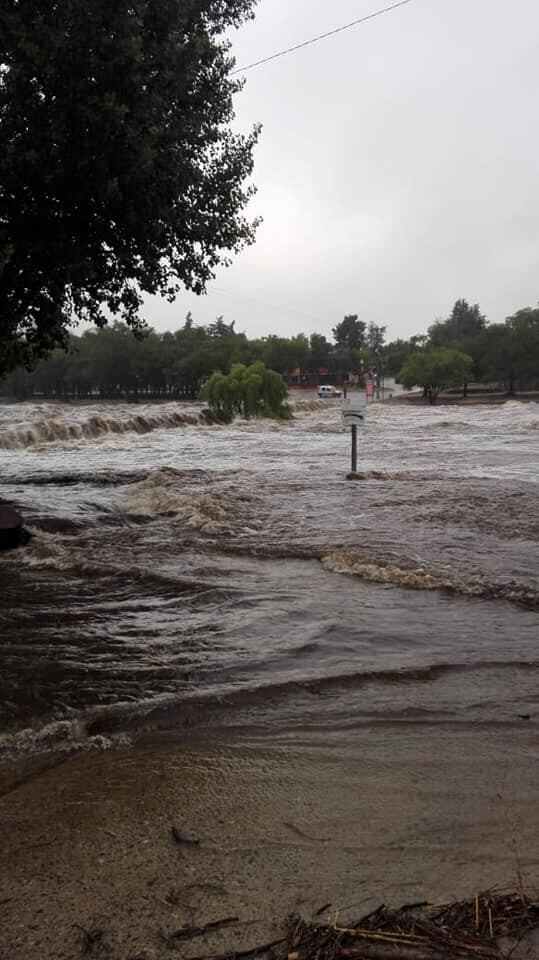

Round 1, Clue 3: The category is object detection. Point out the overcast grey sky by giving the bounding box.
[147,0,539,342]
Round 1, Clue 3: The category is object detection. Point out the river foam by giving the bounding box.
[0,406,214,450]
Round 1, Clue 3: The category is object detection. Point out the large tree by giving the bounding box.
[332,314,366,350]
[366,321,386,357]
[398,347,472,404]
[427,299,486,395]
[383,338,414,377]
[309,332,331,369]
[428,299,486,347]
[476,308,539,393]
[0,0,259,374]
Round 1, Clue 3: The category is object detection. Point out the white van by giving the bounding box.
[318,384,342,398]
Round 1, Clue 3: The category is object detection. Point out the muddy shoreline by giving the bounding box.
[2,724,538,960]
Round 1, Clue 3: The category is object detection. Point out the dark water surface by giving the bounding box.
[0,397,538,761]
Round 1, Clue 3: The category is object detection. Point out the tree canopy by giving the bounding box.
[332,315,366,350]
[398,347,473,403]
[0,313,369,399]
[428,299,486,347]
[2,299,538,402]
[0,0,259,374]
[366,321,386,357]
[383,298,538,396]
[200,362,290,423]
[475,307,539,393]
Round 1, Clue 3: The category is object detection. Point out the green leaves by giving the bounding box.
[0,0,259,373]
[332,315,367,351]
[476,311,539,392]
[200,362,290,423]
[386,299,537,396]
[428,300,486,348]
[398,347,473,403]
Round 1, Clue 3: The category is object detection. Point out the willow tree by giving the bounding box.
[0,0,260,374]
[200,362,290,422]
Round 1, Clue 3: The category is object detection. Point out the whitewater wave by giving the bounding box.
[3,657,535,768]
[0,717,129,767]
[6,512,538,610]
[514,420,539,432]
[322,549,539,608]
[120,468,241,533]
[201,539,539,609]
[0,399,340,450]
[290,399,333,413]
[0,406,216,449]
[10,528,237,597]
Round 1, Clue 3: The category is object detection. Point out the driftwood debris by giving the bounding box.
[164,916,240,944]
[185,890,539,960]
[74,922,111,955]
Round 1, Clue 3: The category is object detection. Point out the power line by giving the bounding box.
[211,285,328,327]
[231,0,415,75]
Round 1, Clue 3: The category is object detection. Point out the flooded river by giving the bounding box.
[0,397,538,762]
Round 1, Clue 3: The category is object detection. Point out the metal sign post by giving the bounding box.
[351,423,358,472]
[341,397,366,474]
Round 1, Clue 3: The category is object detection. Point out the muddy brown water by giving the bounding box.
[0,397,537,764]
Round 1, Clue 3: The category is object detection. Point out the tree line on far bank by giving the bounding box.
[0,300,538,403]
[0,313,382,400]
[385,300,539,402]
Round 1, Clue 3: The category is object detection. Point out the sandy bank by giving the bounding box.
[1,723,538,960]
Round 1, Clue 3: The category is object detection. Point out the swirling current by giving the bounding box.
[0,397,538,762]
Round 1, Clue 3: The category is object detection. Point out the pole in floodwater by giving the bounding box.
[341,396,366,478]
[351,424,357,472]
